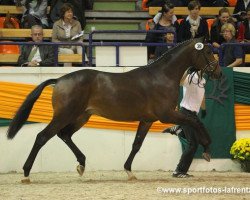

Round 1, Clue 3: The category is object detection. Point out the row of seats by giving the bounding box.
[142,0,238,11]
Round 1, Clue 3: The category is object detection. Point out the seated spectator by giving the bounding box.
[18,25,55,66]
[237,7,250,42]
[49,0,91,29]
[210,7,236,49]
[20,0,48,28]
[145,1,179,60]
[52,3,84,67]
[154,27,175,58]
[233,0,250,22]
[220,23,244,67]
[178,0,208,42]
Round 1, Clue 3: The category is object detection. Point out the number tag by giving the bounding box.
[195,42,204,50]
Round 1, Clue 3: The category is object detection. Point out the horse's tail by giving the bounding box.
[7,79,57,139]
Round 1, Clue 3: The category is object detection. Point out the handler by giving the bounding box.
[163,68,211,178]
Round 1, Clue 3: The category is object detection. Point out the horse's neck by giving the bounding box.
[161,48,192,82]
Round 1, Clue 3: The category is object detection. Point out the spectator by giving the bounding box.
[220,23,244,67]
[237,7,250,42]
[145,1,179,60]
[178,0,208,42]
[210,7,236,49]
[233,0,250,22]
[52,3,84,67]
[20,0,49,28]
[17,25,54,66]
[154,27,175,58]
[49,0,91,29]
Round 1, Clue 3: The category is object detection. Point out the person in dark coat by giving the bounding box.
[233,0,250,22]
[210,7,236,49]
[18,25,55,67]
[178,0,208,42]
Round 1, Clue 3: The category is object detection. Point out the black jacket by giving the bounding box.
[178,17,209,42]
[233,0,250,22]
[18,44,55,66]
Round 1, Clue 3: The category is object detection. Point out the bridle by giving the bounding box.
[200,46,219,78]
[188,45,219,87]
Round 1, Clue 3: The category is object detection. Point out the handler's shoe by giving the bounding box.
[163,125,182,136]
[172,172,194,178]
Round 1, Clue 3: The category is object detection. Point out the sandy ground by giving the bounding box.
[0,171,249,200]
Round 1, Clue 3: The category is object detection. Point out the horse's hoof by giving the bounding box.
[21,177,31,184]
[202,152,211,162]
[77,165,85,176]
[128,175,137,181]
[125,170,137,181]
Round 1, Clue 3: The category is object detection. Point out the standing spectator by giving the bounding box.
[145,1,179,60]
[178,0,208,42]
[154,27,175,58]
[220,23,244,67]
[49,0,90,29]
[18,25,54,66]
[20,0,49,28]
[210,7,236,49]
[233,0,250,22]
[52,3,84,67]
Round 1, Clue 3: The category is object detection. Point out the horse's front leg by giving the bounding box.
[124,121,153,180]
[160,110,211,154]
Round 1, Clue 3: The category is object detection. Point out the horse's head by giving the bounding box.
[190,37,222,79]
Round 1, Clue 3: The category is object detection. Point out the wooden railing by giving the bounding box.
[0,54,82,64]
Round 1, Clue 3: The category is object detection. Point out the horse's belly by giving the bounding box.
[86,105,156,122]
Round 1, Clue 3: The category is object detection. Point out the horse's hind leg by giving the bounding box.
[124,121,153,180]
[22,118,65,183]
[57,113,91,176]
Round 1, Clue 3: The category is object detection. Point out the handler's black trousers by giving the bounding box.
[175,107,199,174]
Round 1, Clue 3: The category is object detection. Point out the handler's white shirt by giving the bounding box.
[180,73,205,113]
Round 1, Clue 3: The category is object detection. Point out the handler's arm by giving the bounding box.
[180,70,189,86]
[201,96,206,110]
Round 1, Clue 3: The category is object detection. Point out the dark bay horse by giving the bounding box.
[7,37,222,183]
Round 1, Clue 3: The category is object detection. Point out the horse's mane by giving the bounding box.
[145,39,194,67]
